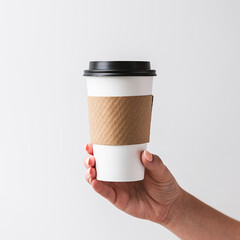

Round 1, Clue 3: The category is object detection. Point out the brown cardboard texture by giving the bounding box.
[88,95,153,145]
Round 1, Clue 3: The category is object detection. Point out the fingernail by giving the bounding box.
[85,144,89,151]
[144,150,152,161]
[89,178,92,184]
[87,157,91,166]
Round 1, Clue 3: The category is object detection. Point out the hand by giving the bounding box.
[84,142,183,225]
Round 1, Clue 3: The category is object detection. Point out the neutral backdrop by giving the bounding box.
[0,0,240,239]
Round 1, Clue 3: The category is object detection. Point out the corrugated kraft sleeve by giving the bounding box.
[87,95,154,145]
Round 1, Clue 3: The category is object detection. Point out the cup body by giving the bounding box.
[86,76,153,182]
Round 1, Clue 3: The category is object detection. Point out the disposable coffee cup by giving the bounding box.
[84,61,156,182]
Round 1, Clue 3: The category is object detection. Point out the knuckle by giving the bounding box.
[153,154,162,162]
[85,172,89,180]
[152,154,164,166]
[84,155,92,167]
[91,168,96,176]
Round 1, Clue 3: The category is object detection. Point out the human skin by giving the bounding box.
[84,142,240,240]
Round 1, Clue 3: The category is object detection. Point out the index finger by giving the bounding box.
[85,143,94,155]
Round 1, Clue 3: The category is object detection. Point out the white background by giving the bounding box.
[0,0,240,239]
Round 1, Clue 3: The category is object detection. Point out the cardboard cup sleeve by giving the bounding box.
[87,95,154,145]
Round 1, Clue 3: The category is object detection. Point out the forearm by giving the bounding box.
[161,189,240,240]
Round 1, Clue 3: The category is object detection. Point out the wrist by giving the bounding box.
[149,186,186,226]
[160,187,186,227]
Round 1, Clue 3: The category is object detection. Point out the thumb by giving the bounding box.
[141,150,168,182]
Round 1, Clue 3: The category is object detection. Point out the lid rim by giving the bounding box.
[84,73,157,76]
[84,61,157,77]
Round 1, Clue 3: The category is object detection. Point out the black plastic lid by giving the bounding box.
[83,61,157,76]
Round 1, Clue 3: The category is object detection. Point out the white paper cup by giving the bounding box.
[84,61,156,182]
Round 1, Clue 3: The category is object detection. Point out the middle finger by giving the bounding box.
[84,155,96,168]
